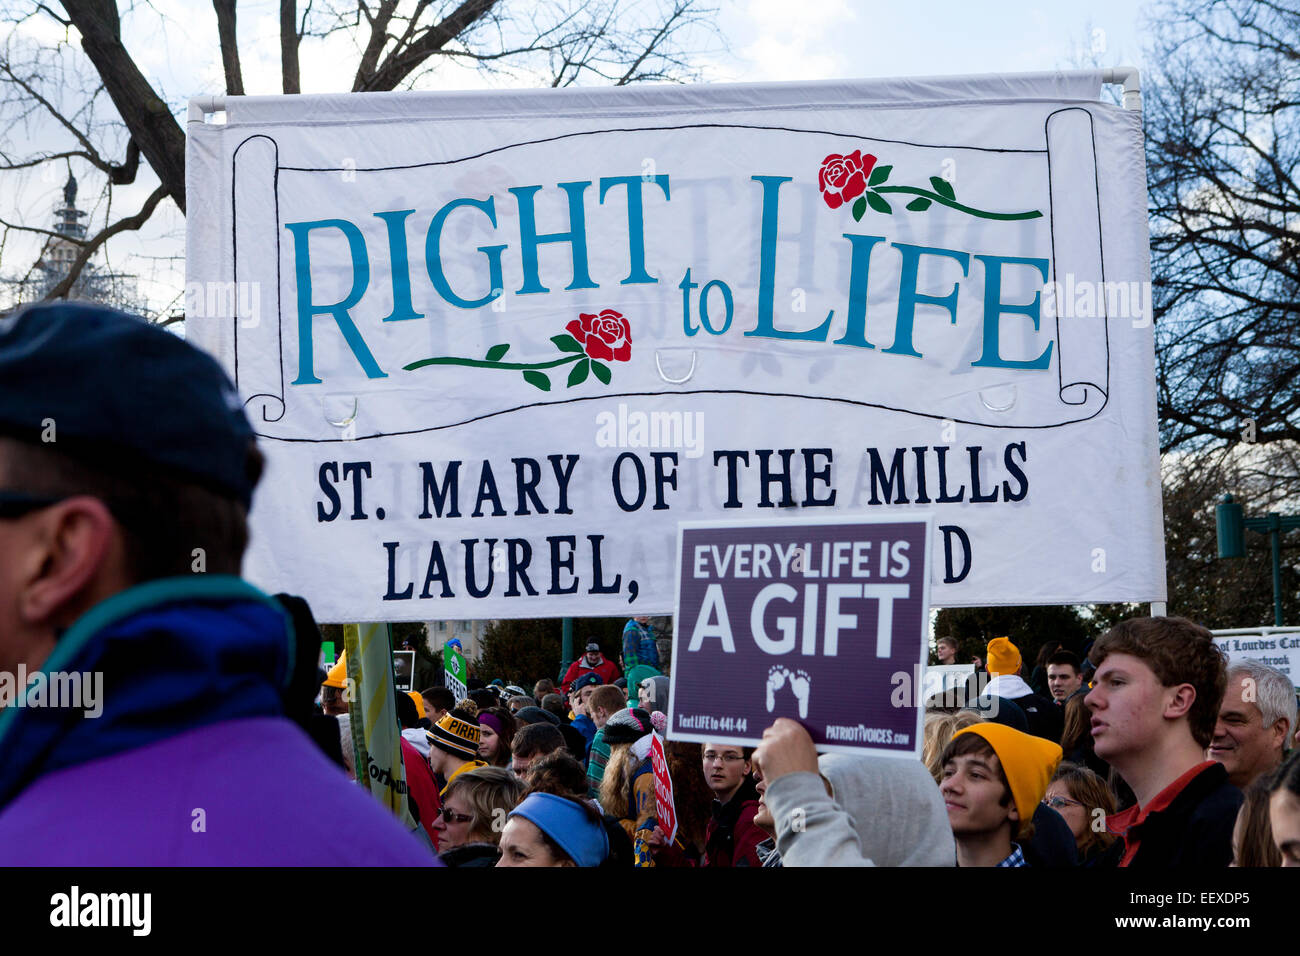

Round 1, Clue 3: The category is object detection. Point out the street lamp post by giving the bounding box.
[1215,494,1300,627]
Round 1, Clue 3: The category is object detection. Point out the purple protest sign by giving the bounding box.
[668,516,932,758]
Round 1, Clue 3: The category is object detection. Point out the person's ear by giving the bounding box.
[1164,683,1197,721]
[1270,717,1289,748]
[18,496,118,627]
[1007,800,1020,824]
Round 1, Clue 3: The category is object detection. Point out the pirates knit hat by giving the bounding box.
[952,723,1062,822]
[986,637,1022,677]
[427,699,481,759]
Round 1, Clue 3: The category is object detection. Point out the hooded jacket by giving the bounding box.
[640,675,670,716]
[702,776,766,867]
[560,654,621,694]
[401,737,442,848]
[0,576,436,866]
[764,754,957,866]
[981,674,1062,743]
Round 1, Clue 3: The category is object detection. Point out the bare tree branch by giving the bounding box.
[281,0,301,93]
[213,0,246,96]
[355,0,500,92]
[1146,0,1300,454]
[41,183,167,300]
[0,0,724,321]
[59,0,187,211]
[352,0,400,90]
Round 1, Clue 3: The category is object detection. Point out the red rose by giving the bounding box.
[819,150,875,210]
[565,309,631,363]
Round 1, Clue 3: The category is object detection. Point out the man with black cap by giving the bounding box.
[560,641,621,694]
[0,303,433,865]
[568,672,601,752]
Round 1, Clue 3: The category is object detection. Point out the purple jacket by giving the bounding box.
[0,576,437,866]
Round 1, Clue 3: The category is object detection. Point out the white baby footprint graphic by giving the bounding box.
[789,670,811,719]
[766,665,792,712]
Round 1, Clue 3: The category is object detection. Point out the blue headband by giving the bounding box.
[509,793,609,867]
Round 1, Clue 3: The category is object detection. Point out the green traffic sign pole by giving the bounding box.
[561,617,574,682]
[1232,510,1300,628]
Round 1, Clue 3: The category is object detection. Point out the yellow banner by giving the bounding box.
[343,622,415,828]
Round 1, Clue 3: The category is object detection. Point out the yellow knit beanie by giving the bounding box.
[953,723,1062,821]
[408,690,426,720]
[986,637,1021,676]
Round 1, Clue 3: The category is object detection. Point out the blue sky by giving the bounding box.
[714,0,1147,82]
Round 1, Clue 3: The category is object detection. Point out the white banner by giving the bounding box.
[1214,630,1300,689]
[186,72,1165,621]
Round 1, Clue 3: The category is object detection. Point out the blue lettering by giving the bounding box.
[509,182,598,294]
[425,197,506,309]
[599,175,670,285]
[971,254,1053,370]
[285,218,385,384]
[747,176,833,342]
[374,210,423,322]
[882,242,970,359]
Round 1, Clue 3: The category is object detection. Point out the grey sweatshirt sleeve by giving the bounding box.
[763,771,876,867]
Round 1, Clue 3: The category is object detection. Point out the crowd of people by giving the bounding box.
[312,616,1298,867]
[921,624,1300,868]
[349,630,781,868]
[317,613,1300,868]
[1,301,1298,871]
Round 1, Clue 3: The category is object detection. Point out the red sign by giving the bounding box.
[649,732,677,844]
